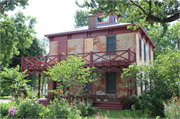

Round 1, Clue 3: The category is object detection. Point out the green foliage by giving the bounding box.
[0,0,28,15]
[74,9,89,28]
[1,12,37,67]
[121,48,180,116]
[147,21,180,59]
[163,97,180,118]
[0,65,29,98]
[76,0,179,30]
[120,95,140,106]
[11,99,44,118]
[0,102,16,118]
[44,54,100,99]
[76,100,99,116]
[43,97,81,119]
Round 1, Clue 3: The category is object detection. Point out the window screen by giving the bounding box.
[106,73,116,93]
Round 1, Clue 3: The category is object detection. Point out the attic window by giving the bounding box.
[113,16,118,23]
[97,16,109,22]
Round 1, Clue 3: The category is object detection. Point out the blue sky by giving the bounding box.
[8,0,87,39]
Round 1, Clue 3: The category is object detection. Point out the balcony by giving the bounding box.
[21,49,136,74]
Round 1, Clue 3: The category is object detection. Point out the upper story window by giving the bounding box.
[139,38,142,58]
[113,16,118,23]
[144,43,146,61]
[106,73,116,93]
[106,36,116,55]
[97,16,109,22]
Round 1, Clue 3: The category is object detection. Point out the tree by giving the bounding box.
[74,10,89,28]
[0,0,37,67]
[121,48,180,116]
[9,37,46,68]
[147,21,180,59]
[76,0,179,30]
[44,53,100,99]
[0,65,29,97]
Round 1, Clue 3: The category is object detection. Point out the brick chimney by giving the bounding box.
[88,14,97,29]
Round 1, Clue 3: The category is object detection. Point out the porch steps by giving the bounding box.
[93,101,124,110]
[36,98,50,106]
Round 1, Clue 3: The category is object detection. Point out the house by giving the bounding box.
[21,11,155,109]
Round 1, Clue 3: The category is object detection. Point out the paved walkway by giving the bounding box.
[0,99,11,103]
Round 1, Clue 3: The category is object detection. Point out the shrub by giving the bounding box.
[12,98,44,118]
[43,97,81,119]
[0,101,16,118]
[26,89,36,99]
[76,100,99,116]
[163,96,180,118]
[130,95,141,109]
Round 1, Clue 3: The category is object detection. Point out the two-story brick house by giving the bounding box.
[21,11,155,109]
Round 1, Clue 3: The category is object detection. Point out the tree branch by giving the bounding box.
[146,13,179,23]
[129,0,146,14]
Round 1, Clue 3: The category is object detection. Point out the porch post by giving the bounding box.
[38,73,41,99]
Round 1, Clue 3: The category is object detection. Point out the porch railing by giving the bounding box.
[21,49,136,71]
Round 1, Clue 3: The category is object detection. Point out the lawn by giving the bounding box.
[86,109,157,118]
[0,96,11,99]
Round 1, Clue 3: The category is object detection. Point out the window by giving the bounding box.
[106,73,116,93]
[113,16,117,23]
[144,43,146,61]
[107,36,116,55]
[97,16,109,22]
[84,82,89,93]
[139,38,142,58]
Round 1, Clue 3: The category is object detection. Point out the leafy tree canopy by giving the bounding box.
[76,0,179,30]
[147,21,180,59]
[74,9,89,28]
[121,48,180,116]
[0,0,37,67]
[0,0,28,15]
[45,53,100,98]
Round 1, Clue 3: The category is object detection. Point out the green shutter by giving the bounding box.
[139,38,142,58]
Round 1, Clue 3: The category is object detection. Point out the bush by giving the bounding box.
[130,95,141,109]
[164,96,180,118]
[12,98,44,118]
[140,86,173,117]
[0,101,16,118]
[76,100,99,116]
[43,97,81,119]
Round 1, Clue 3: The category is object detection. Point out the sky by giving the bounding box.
[8,0,87,39]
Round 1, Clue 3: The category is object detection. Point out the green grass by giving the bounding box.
[86,109,157,118]
[0,96,11,99]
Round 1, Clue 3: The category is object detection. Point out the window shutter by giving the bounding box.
[149,49,151,61]
[139,38,142,58]
[144,43,146,61]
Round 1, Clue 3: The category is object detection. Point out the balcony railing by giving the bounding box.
[21,49,136,71]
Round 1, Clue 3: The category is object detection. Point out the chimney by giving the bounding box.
[88,14,97,29]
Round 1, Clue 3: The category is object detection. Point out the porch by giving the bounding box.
[21,49,136,110]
